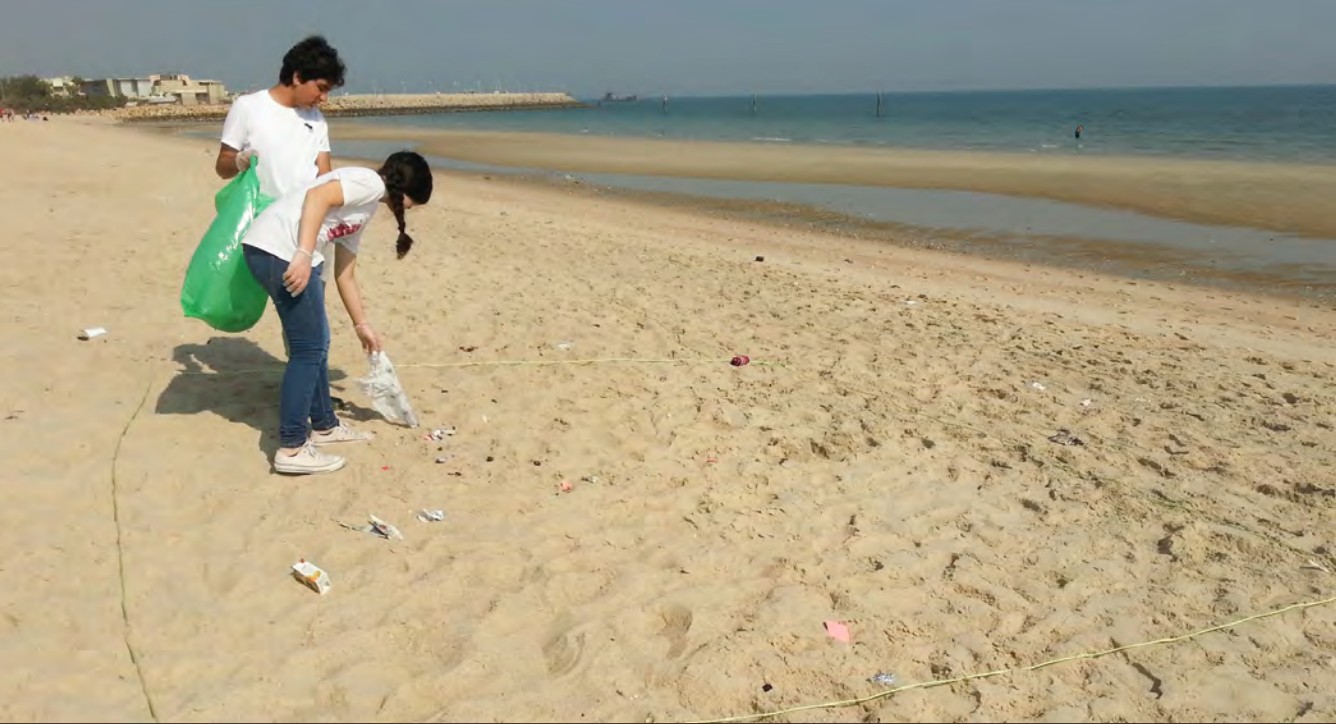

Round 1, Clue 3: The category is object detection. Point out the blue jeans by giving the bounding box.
[244,246,337,448]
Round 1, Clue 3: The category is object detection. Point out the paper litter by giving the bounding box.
[823,620,851,643]
[339,513,404,540]
[291,559,331,595]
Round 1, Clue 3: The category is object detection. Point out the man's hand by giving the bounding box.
[235,149,254,173]
[214,144,254,180]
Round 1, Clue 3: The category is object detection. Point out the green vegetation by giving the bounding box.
[0,74,127,113]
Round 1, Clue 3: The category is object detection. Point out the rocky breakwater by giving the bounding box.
[112,92,585,122]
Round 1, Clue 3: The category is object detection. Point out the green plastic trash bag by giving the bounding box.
[180,158,274,333]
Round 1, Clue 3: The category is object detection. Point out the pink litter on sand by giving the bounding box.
[823,620,851,643]
[559,480,573,493]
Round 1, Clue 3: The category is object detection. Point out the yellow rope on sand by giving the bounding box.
[175,356,781,376]
[111,378,160,722]
[399,357,710,369]
[687,594,1336,723]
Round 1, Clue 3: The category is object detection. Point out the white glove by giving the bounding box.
[234,148,255,173]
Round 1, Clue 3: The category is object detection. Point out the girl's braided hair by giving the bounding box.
[377,151,433,259]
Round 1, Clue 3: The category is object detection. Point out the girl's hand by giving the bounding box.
[354,322,382,354]
[283,255,313,296]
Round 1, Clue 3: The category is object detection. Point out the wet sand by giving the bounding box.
[331,123,1336,241]
[422,169,1336,302]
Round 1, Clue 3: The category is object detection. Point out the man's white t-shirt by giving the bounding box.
[220,89,331,199]
[242,167,386,268]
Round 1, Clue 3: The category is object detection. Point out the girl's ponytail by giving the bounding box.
[377,151,434,259]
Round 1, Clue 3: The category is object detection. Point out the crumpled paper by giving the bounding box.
[339,513,404,540]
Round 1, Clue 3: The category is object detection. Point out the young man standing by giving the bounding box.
[215,35,346,199]
[214,36,346,390]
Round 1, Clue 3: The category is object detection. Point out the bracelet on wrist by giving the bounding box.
[294,248,313,259]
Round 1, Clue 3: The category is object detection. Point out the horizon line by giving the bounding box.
[566,81,1336,100]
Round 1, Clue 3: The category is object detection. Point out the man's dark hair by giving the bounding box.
[279,35,346,88]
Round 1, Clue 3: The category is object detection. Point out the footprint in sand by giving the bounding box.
[660,604,694,659]
[542,623,587,677]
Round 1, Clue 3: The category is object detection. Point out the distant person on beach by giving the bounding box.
[215,35,346,199]
[241,151,433,475]
[1075,124,1084,140]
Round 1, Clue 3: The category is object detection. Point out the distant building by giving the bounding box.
[81,79,115,98]
[43,76,76,97]
[115,77,154,98]
[153,74,228,106]
[82,76,154,99]
[77,73,228,105]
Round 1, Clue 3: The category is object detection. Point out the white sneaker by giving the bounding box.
[310,422,375,445]
[274,443,346,475]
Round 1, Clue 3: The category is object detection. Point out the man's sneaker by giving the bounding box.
[311,422,375,445]
[274,443,346,475]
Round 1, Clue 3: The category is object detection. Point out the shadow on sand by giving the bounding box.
[154,337,377,458]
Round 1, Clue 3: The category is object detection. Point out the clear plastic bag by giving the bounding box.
[357,351,419,428]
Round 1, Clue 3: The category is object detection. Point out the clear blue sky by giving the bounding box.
[1,0,1332,97]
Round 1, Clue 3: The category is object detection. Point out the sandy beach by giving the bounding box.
[1,116,1333,723]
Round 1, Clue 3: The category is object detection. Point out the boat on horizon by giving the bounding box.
[600,92,638,103]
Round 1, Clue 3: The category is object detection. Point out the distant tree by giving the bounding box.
[0,74,124,113]
[0,74,51,102]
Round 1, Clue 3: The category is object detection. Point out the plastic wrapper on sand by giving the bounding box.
[358,351,419,428]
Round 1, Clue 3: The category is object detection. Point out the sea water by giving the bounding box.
[360,85,1336,163]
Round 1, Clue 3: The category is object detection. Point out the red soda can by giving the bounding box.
[730,355,750,367]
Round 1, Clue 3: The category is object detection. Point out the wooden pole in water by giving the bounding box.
[751,93,757,115]
[876,92,883,117]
